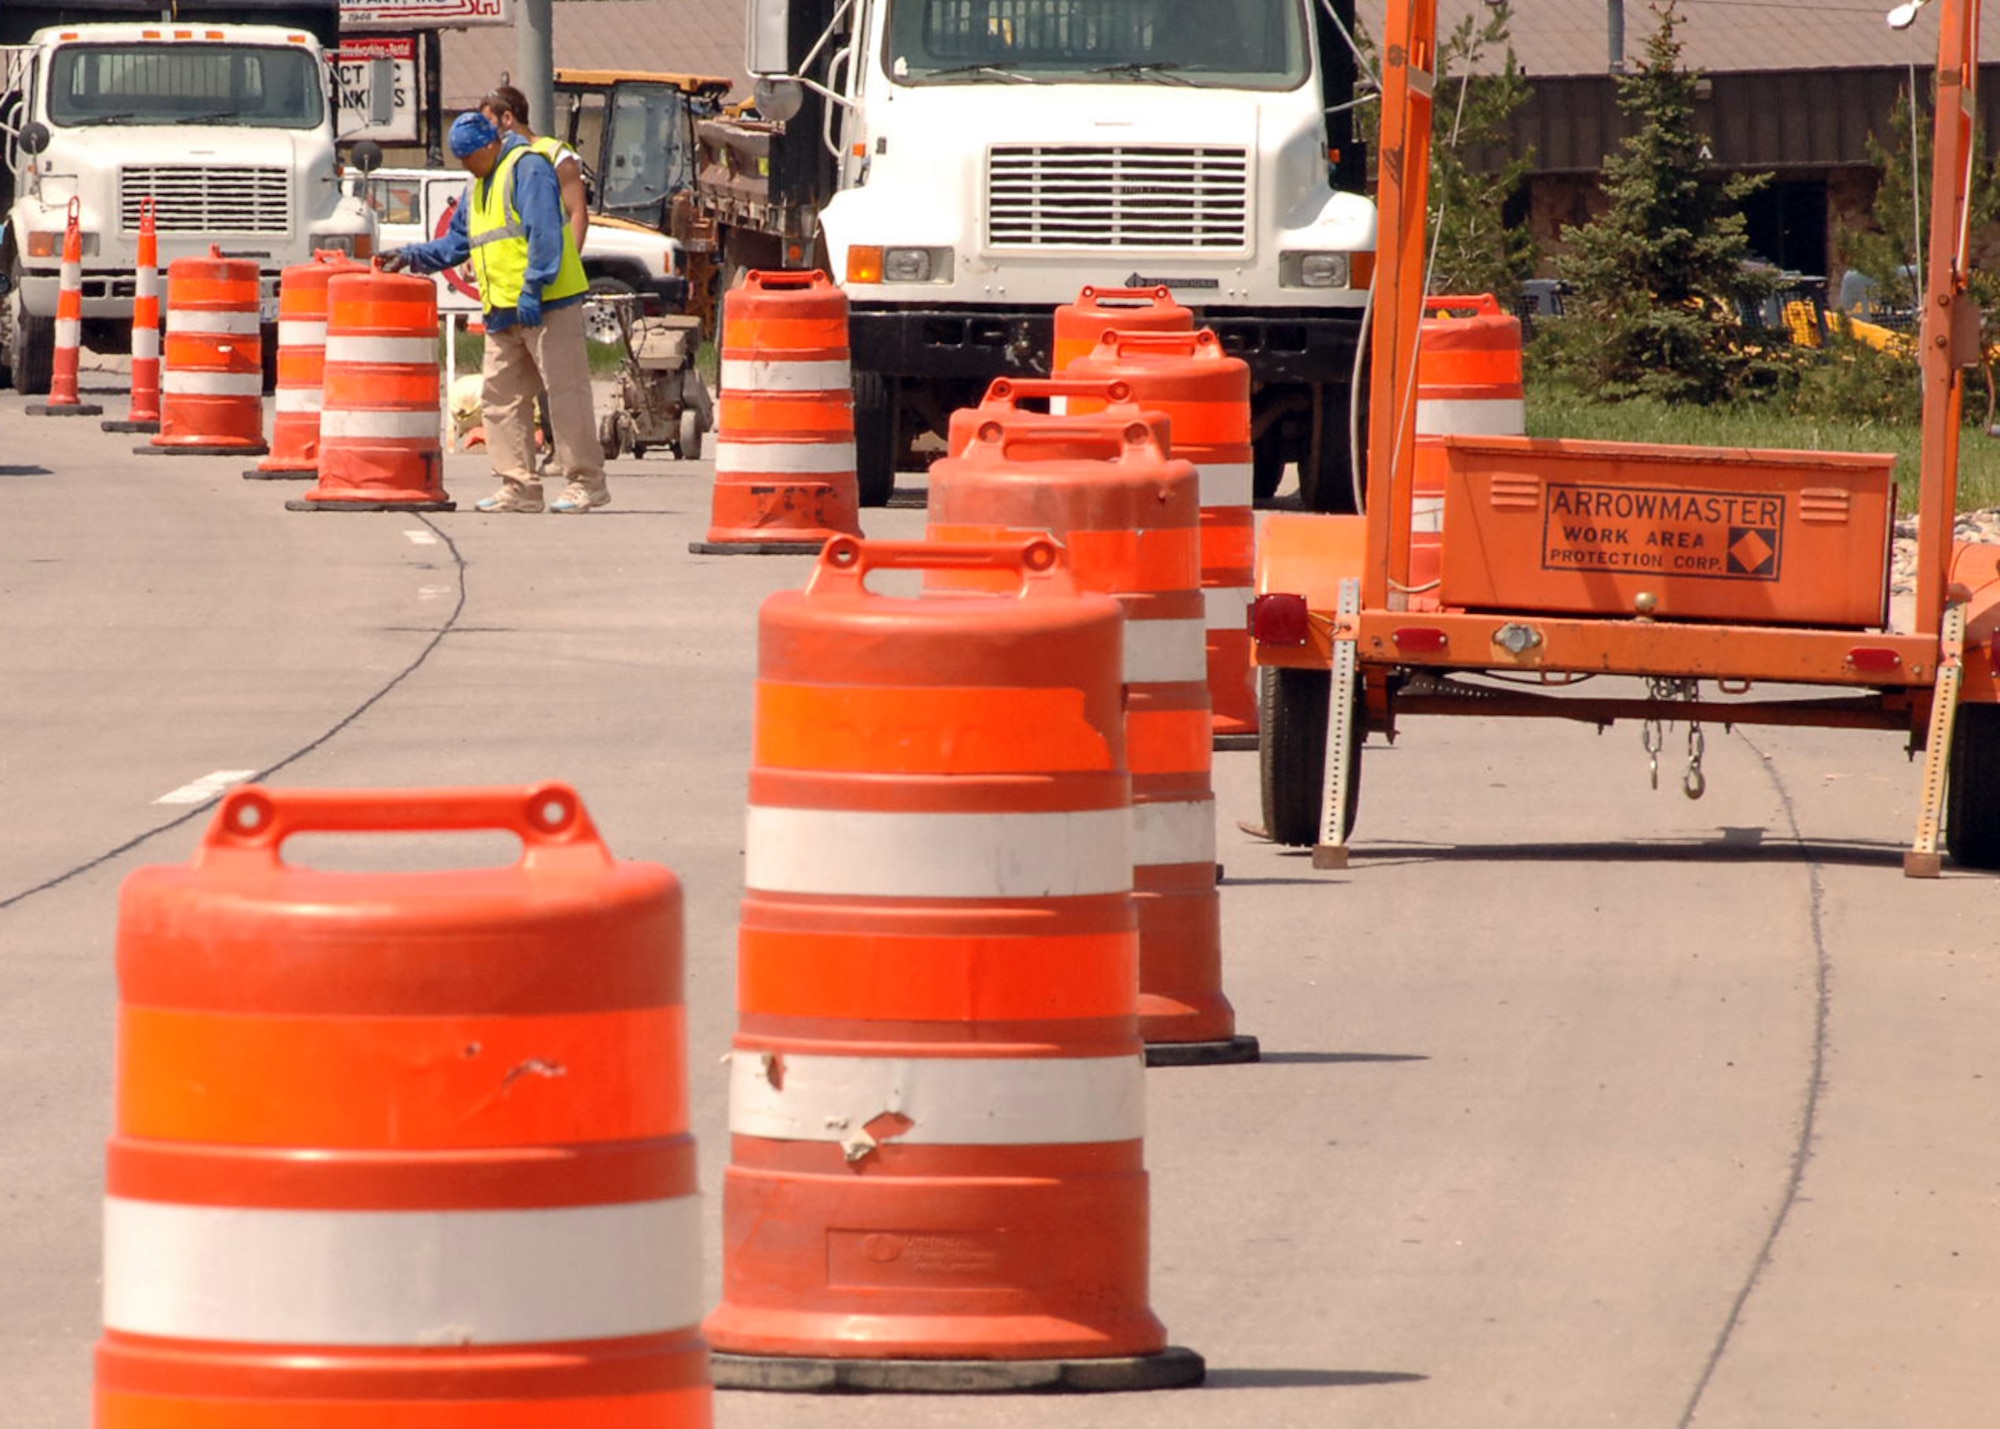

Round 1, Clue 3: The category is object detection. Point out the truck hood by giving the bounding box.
[871,80,1261,149]
[45,125,308,170]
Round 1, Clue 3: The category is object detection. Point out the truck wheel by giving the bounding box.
[584,276,636,345]
[1252,446,1287,503]
[1258,667,1361,846]
[1297,381,1363,515]
[1946,702,2000,869]
[260,322,280,395]
[678,407,703,462]
[853,370,896,506]
[8,282,54,397]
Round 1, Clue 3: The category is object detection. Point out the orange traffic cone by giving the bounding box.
[688,270,862,555]
[27,197,103,418]
[286,267,452,512]
[931,409,1257,1066]
[141,246,267,456]
[102,198,160,434]
[98,784,711,1426]
[706,536,1204,1392]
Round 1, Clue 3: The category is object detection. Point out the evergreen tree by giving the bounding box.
[1427,1,1537,301]
[1555,1,1769,404]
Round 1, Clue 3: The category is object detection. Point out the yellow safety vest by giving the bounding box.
[467,144,588,313]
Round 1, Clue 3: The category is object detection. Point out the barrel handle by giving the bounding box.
[808,535,1071,597]
[1091,328,1218,358]
[1076,284,1179,309]
[199,782,611,870]
[1424,294,1504,317]
[744,268,831,293]
[982,375,1136,406]
[962,416,1171,465]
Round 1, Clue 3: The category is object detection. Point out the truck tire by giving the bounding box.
[1946,702,2000,870]
[8,282,54,397]
[1297,380,1363,515]
[1252,446,1287,503]
[853,369,896,507]
[1258,666,1361,846]
[260,322,280,395]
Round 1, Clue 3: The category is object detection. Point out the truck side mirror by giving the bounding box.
[19,121,49,157]
[754,78,804,124]
[349,139,384,174]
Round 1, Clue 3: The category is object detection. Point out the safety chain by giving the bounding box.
[1641,677,1706,799]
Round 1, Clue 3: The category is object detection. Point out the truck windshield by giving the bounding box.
[48,44,325,129]
[886,0,1307,88]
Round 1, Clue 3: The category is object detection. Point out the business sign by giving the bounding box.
[335,36,419,143]
[340,0,511,30]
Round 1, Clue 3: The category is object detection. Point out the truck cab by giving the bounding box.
[0,1,373,393]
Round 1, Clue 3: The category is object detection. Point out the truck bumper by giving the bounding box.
[849,303,1367,386]
[17,266,282,320]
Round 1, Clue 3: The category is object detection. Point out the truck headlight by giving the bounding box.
[848,245,952,284]
[27,229,97,258]
[1280,252,1352,288]
[315,233,375,259]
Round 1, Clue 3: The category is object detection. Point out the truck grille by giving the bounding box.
[987,145,1249,249]
[119,167,291,235]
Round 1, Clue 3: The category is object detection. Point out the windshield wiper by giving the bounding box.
[1089,62,1194,86]
[919,62,1039,83]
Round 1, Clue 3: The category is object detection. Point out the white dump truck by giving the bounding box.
[0,1,376,393]
[742,0,1377,507]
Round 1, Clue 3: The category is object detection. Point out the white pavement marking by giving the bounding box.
[153,770,259,806]
[403,530,438,546]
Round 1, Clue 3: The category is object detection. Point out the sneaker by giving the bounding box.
[550,481,611,514]
[474,484,544,513]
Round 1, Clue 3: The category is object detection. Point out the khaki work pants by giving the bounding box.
[480,300,605,495]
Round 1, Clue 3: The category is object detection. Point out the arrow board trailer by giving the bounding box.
[1250,0,2000,879]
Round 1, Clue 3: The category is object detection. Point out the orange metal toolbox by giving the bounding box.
[1437,435,1895,627]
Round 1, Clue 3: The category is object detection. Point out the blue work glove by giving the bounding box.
[515,287,543,328]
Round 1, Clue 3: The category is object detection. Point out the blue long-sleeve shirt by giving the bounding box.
[399,135,580,331]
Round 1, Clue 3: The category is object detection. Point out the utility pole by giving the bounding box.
[515,0,555,142]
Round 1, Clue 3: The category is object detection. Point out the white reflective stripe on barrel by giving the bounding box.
[721,357,850,392]
[320,408,440,441]
[131,327,160,361]
[161,371,262,396]
[1415,397,1526,436]
[1412,495,1446,534]
[730,1052,1145,1146]
[102,1194,703,1346]
[1123,618,1209,686]
[714,439,857,476]
[325,335,438,366]
[1203,585,1252,629]
[167,310,261,336]
[278,319,328,349]
[275,387,325,414]
[1199,460,1254,510]
[1133,797,1217,867]
[745,805,1131,898]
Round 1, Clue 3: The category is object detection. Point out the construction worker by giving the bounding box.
[381,110,608,515]
[481,84,589,256]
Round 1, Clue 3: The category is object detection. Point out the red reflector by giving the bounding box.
[1393,627,1448,653]
[1251,593,1311,647]
[1847,647,1902,674]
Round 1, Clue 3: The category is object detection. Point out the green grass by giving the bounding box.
[1526,385,2000,515]
[445,326,626,378]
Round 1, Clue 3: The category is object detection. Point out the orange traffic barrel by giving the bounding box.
[287,267,452,512]
[103,198,161,434]
[690,269,862,556]
[706,535,1202,1393]
[1068,328,1258,743]
[97,783,711,1426]
[248,251,365,480]
[1051,285,1193,380]
[29,198,103,417]
[929,415,1255,1067]
[142,245,266,455]
[1413,295,1525,597]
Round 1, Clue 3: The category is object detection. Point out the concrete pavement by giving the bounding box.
[3,385,1997,1426]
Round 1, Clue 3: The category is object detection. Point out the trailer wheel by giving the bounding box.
[1259,667,1361,846]
[853,369,896,506]
[1947,702,2000,870]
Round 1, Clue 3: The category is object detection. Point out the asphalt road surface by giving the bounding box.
[5,382,1997,1427]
